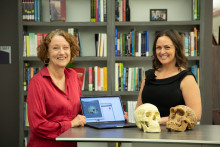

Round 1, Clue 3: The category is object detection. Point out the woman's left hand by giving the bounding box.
[124,111,129,122]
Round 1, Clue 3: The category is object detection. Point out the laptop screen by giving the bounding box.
[80,96,125,123]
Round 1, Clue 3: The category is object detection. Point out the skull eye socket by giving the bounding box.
[170,108,175,119]
[146,112,151,117]
[153,112,159,120]
[176,109,185,116]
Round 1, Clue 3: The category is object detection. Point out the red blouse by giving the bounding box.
[27,66,82,147]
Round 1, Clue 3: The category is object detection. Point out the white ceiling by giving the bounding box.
[213,0,220,10]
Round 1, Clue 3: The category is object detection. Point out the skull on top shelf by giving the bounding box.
[166,105,197,132]
[134,103,161,132]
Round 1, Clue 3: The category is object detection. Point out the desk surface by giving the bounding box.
[56,125,220,144]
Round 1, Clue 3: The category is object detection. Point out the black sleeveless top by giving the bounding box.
[141,69,196,117]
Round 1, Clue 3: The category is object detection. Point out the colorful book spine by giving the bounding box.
[145,30,149,56]
[115,28,118,56]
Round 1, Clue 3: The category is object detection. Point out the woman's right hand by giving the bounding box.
[71,114,86,127]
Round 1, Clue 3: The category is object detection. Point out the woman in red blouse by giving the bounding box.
[27,29,86,147]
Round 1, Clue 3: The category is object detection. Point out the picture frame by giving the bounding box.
[150,9,167,21]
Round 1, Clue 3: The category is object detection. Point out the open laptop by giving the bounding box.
[80,96,136,129]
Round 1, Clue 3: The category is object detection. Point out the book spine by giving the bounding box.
[132,29,135,56]
[89,67,93,91]
[115,28,117,56]
[103,67,107,91]
[184,32,189,56]
[135,30,139,56]
[103,0,107,22]
[115,63,119,91]
[197,0,200,20]
[145,30,149,56]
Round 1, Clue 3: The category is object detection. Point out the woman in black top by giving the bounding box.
[136,29,201,125]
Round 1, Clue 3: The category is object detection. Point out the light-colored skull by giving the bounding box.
[166,105,197,132]
[134,103,161,132]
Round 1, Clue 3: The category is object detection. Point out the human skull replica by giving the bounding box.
[134,103,161,132]
[166,105,197,132]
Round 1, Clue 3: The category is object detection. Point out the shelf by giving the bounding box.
[113,91,139,96]
[22,21,107,27]
[115,21,200,27]
[82,91,110,96]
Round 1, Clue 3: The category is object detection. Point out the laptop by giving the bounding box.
[80,96,136,129]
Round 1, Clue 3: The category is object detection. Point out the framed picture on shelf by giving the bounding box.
[150,9,167,21]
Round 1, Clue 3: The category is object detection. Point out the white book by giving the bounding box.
[103,34,107,57]
[138,32,141,57]
[99,33,103,57]
[100,67,104,91]
[29,33,36,56]
[94,66,98,91]
[97,33,101,57]
[128,67,132,91]
[34,34,37,56]
[190,32,194,56]
[23,35,27,57]
[100,0,104,22]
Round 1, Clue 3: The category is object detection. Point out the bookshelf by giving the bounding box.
[18,0,213,147]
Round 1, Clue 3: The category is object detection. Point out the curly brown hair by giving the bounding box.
[37,29,79,65]
[152,29,188,70]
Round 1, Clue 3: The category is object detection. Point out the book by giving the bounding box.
[103,67,107,91]
[90,0,96,22]
[49,0,66,22]
[88,67,93,91]
[73,68,86,91]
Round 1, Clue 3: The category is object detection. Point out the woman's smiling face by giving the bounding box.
[155,36,176,66]
[47,35,71,69]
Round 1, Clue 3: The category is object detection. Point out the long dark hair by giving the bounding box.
[152,29,187,70]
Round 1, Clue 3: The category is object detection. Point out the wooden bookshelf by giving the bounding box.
[18,0,213,147]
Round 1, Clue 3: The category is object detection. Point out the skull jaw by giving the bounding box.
[142,121,161,133]
[166,121,188,132]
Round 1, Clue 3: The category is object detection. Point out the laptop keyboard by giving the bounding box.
[91,122,126,127]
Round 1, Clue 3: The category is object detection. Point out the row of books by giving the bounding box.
[68,28,82,57]
[115,63,145,92]
[180,27,200,57]
[23,64,41,91]
[115,0,130,22]
[23,30,107,57]
[88,66,107,91]
[115,28,149,57]
[192,0,200,20]
[22,0,40,21]
[91,0,107,22]
[95,33,107,57]
[23,32,47,57]
[24,65,86,91]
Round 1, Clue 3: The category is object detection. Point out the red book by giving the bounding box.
[37,33,43,46]
[73,68,86,91]
[88,67,93,91]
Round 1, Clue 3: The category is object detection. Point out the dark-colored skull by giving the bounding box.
[166,105,197,132]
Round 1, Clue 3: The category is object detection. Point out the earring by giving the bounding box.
[44,59,49,65]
